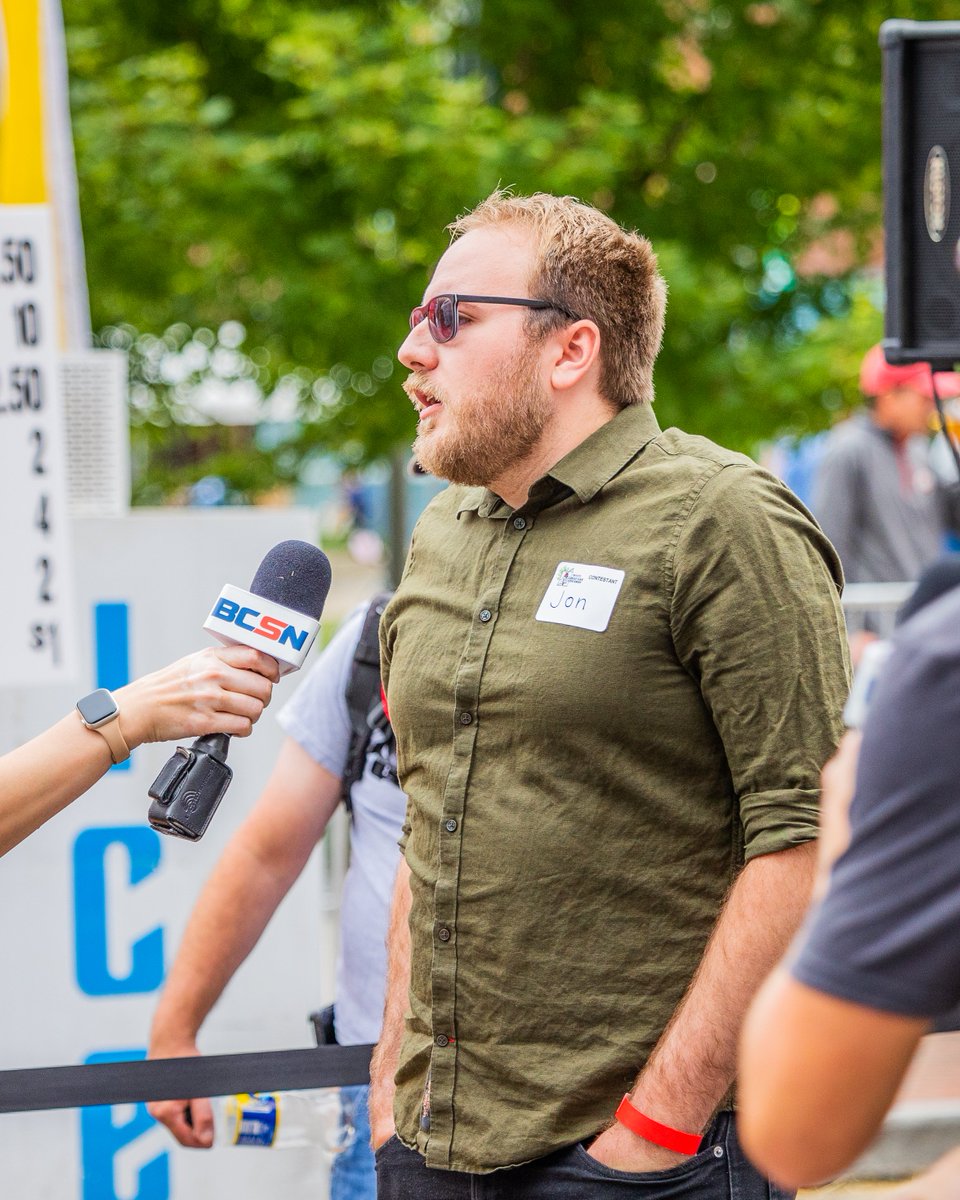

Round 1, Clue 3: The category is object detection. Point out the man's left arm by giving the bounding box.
[590,466,851,1171]
[589,840,817,1171]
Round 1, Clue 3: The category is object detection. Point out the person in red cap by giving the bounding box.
[812,344,960,622]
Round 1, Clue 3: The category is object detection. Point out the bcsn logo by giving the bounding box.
[211,597,310,650]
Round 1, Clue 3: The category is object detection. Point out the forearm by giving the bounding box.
[630,841,818,1132]
[0,714,113,856]
[147,743,334,1149]
[0,645,277,860]
[739,970,926,1187]
[369,856,411,1145]
[150,832,310,1052]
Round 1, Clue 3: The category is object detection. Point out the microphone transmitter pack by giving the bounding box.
[147,734,233,840]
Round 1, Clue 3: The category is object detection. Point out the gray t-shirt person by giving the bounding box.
[792,585,960,1017]
[813,411,960,588]
[278,605,407,1045]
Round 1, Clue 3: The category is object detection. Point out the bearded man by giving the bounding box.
[370,190,851,1200]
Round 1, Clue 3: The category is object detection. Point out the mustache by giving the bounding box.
[403,375,445,407]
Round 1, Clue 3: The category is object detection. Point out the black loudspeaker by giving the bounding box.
[882,20,960,369]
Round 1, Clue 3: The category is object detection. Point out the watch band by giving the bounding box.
[94,716,131,765]
[77,705,131,765]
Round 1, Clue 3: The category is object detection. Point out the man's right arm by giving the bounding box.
[368,856,411,1150]
[147,737,341,1147]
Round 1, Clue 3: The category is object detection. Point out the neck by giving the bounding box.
[870,399,926,445]
[489,392,618,509]
[871,413,910,446]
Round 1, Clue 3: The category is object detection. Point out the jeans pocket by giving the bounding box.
[570,1139,727,1190]
[374,1134,401,1160]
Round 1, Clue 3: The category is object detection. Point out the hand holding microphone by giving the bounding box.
[119,644,279,747]
[148,541,332,841]
[0,647,278,859]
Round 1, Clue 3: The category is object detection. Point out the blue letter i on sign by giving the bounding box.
[94,602,131,771]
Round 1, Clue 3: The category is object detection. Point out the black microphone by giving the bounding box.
[147,541,332,840]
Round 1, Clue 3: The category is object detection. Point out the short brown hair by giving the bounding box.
[448,190,667,407]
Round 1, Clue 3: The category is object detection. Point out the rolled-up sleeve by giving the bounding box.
[669,464,851,860]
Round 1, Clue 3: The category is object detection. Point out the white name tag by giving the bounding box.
[535,562,625,632]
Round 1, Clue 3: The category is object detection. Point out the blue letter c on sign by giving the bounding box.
[73,827,164,996]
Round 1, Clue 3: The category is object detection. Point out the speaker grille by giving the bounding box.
[923,294,958,334]
[907,41,960,353]
[60,350,131,517]
[883,22,960,364]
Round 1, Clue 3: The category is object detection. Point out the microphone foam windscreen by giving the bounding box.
[250,541,332,620]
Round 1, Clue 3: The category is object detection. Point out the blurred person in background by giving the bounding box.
[812,344,960,656]
[740,562,960,1197]
[148,598,405,1200]
[0,645,278,858]
[369,190,850,1199]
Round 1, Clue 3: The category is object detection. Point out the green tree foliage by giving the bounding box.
[62,0,958,496]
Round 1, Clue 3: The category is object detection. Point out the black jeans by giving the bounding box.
[375,1112,794,1200]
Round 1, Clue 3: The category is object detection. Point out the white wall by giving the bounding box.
[0,509,365,1199]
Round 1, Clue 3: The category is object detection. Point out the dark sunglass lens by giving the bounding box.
[432,295,456,342]
[410,305,426,331]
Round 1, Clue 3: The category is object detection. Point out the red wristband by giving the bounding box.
[614,1095,702,1156]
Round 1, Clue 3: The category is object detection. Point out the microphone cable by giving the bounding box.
[930,364,960,481]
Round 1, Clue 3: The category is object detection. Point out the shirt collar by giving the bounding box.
[455,403,662,518]
[456,487,499,518]
[547,403,661,503]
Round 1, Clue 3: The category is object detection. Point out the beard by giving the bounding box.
[410,347,552,488]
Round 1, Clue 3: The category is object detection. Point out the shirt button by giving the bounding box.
[438,927,452,942]
[479,608,492,623]
[444,818,458,832]
[459,711,473,726]
[435,1034,450,1047]
[513,516,526,530]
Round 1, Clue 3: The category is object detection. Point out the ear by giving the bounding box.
[547,320,601,393]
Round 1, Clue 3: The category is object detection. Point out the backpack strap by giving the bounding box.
[340,591,395,811]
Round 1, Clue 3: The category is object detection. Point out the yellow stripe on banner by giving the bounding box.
[0,0,48,203]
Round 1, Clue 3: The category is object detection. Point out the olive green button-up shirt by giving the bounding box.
[380,402,849,1174]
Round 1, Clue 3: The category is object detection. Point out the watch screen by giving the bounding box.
[78,688,117,726]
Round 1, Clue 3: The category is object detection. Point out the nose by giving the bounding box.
[399,317,438,372]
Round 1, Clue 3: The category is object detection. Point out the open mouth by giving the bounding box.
[409,387,443,420]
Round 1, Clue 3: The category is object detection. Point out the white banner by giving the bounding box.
[0,0,91,346]
[0,510,339,1200]
[0,204,78,684]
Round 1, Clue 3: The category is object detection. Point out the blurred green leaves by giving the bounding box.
[62,0,957,497]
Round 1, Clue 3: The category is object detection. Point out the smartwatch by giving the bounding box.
[76,688,130,764]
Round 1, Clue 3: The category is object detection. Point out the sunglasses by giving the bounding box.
[409,293,580,344]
